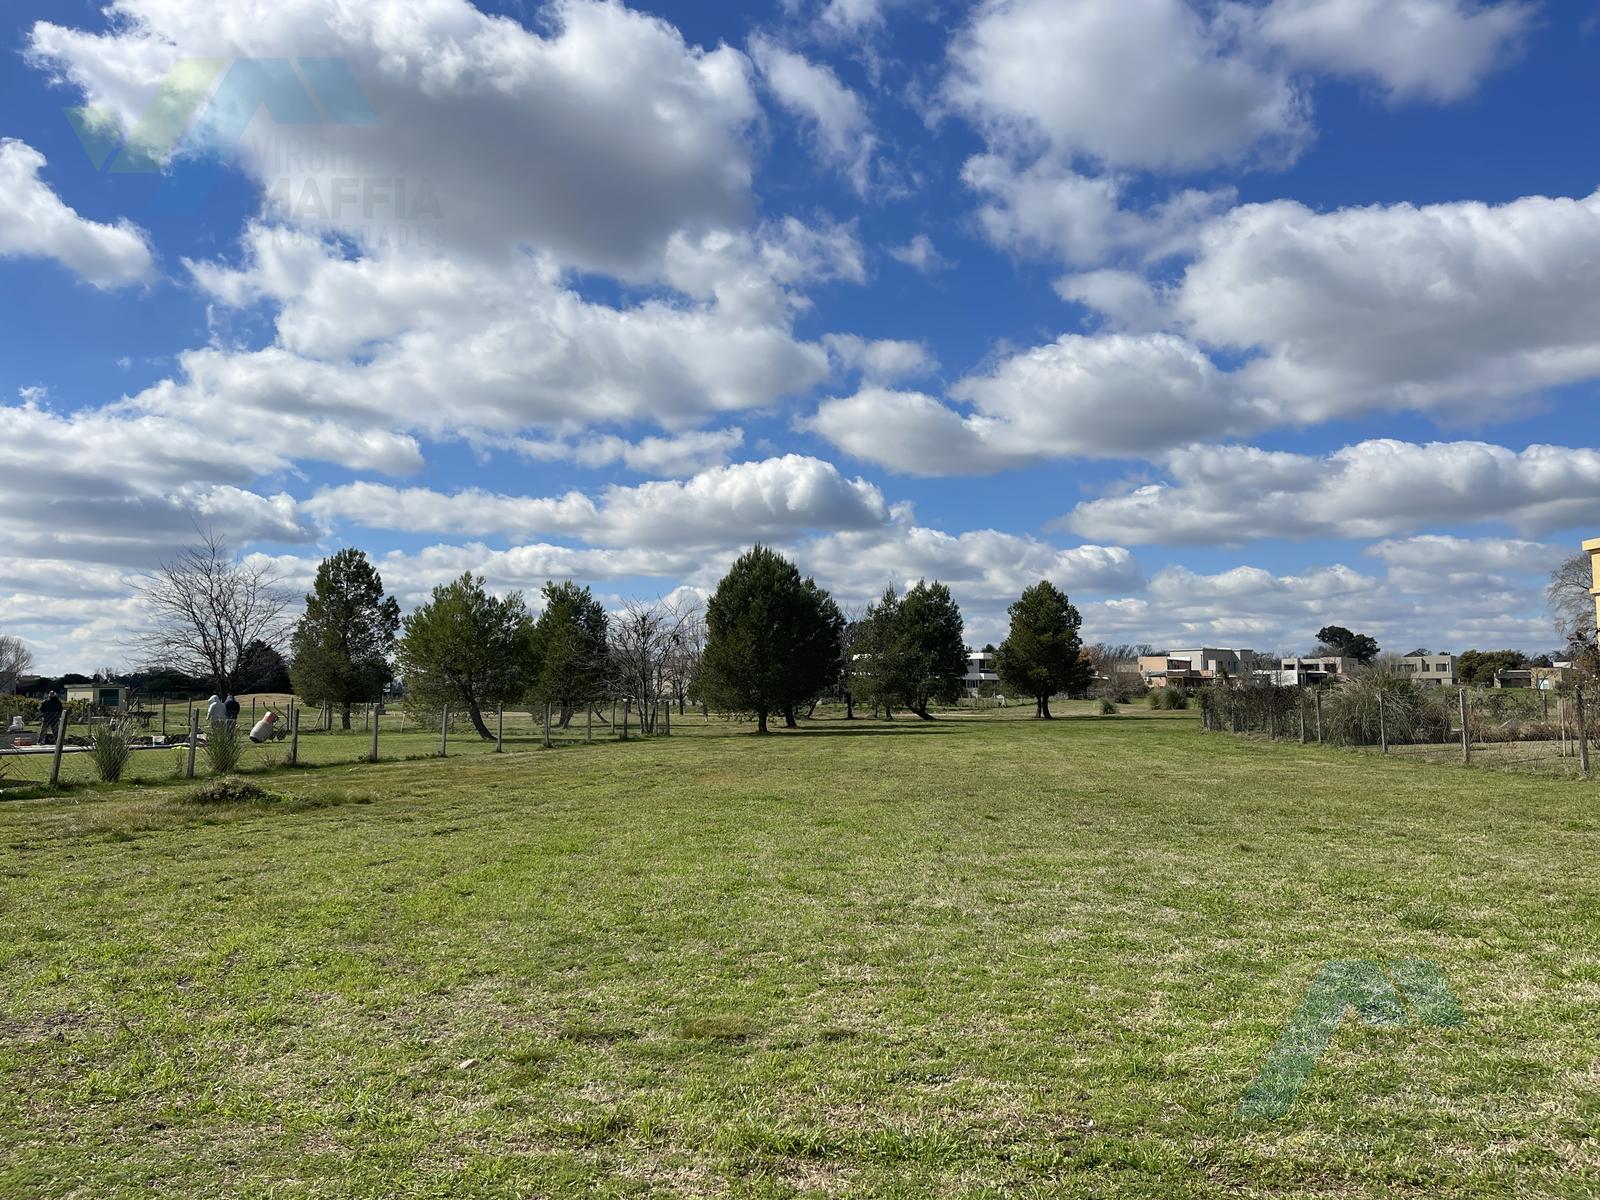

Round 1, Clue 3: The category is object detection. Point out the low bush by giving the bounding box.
[203,722,245,774]
[1321,672,1452,747]
[1159,689,1188,710]
[87,724,133,782]
[1098,698,1117,715]
[0,696,41,725]
[184,776,283,805]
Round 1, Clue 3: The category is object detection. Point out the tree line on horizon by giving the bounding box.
[65,538,1098,736]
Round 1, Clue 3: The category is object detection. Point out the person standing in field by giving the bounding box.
[224,694,240,726]
[39,691,63,741]
[206,694,225,732]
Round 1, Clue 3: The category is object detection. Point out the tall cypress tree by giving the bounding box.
[995,580,1093,719]
[395,573,536,740]
[699,545,843,733]
[289,549,401,729]
[528,580,610,726]
[854,581,967,720]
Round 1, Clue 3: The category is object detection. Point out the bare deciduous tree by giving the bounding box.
[0,633,33,694]
[661,601,705,715]
[608,598,695,733]
[133,534,295,695]
[1550,554,1594,639]
[1549,552,1598,672]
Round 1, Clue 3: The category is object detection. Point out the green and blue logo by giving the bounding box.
[1241,959,1463,1119]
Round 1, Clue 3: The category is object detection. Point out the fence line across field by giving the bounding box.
[1199,680,1597,780]
[0,694,703,792]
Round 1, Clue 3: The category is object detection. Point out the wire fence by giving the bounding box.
[0,696,699,795]
[1198,680,1597,779]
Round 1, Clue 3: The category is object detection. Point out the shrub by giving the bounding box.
[88,723,133,782]
[1146,691,1163,709]
[1321,672,1452,747]
[1159,688,1188,710]
[203,722,245,774]
[0,696,41,725]
[184,776,282,805]
[1098,698,1117,715]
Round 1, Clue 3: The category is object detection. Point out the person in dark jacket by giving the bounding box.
[224,694,241,725]
[39,691,63,741]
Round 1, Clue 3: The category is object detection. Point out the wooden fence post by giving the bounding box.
[664,701,671,737]
[1576,686,1590,778]
[543,703,552,749]
[288,706,299,767]
[1314,689,1324,744]
[622,700,631,741]
[48,712,67,789]
[1299,697,1307,745]
[610,701,617,734]
[1459,688,1471,766]
[496,704,504,753]
[186,710,198,779]
[439,705,449,758]
[586,704,593,743]
[1378,691,1388,753]
[161,699,167,736]
[369,708,380,763]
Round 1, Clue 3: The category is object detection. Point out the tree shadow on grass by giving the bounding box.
[779,724,962,737]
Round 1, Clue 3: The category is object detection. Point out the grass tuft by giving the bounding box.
[182,776,283,806]
[674,1014,760,1042]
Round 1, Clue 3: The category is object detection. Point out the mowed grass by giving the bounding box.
[1,706,1596,1198]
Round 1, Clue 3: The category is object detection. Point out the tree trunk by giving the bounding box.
[1040,694,1053,719]
[467,701,494,740]
[913,705,934,721]
[784,707,798,728]
[341,703,352,731]
[756,707,769,734]
[845,691,855,720]
[559,703,574,729]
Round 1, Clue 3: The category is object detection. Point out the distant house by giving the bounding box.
[1532,664,1576,690]
[1586,537,1600,645]
[1493,669,1534,689]
[1263,656,1355,686]
[1396,655,1457,687]
[1139,648,1254,688]
[962,650,1001,697]
[64,683,130,709]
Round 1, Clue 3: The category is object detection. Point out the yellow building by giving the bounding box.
[1587,538,1600,647]
[64,683,129,709]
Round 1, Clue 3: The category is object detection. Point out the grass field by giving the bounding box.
[1,706,1596,1197]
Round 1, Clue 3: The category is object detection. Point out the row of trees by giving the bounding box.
[29,534,1096,736]
[700,549,1092,729]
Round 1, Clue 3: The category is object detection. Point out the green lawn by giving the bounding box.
[1,707,1596,1197]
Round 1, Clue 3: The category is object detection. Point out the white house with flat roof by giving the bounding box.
[962,650,1000,696]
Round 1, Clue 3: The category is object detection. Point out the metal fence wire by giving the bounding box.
[0,695,697,794]
[1197,680,1597,779]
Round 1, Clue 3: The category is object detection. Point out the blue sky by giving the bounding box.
[2,0,1597,671]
